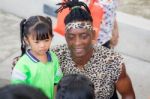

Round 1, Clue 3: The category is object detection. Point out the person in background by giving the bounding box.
[11,16,63,99]
[0,84,49,99]
[98,0,119,48]
[56,74,95,99]
[79,0,119,48]
[53,0,135,99]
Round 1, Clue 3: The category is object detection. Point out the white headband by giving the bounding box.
[65,21,93,31]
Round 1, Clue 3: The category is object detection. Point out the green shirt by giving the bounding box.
[11,50,63,99]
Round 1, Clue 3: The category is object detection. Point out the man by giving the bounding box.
[53,0,135,99]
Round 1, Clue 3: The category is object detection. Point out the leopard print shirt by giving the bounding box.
[52,44,123,99]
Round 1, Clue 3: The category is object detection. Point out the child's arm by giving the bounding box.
[11,68,27,84]
[11,60,29,84]
[51,51,63,85]
[110,18,119,48]
[51,51,63,99]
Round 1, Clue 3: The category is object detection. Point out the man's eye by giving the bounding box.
[67,35,74,39]
[81,34,89,39]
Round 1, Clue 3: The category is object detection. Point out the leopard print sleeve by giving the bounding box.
[51,44,67,58]
[106,49,124,83]
[51,44,69,71]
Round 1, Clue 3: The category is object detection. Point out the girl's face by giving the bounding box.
[25,33,52,56]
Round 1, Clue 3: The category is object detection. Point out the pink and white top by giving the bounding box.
[79,0,118,44]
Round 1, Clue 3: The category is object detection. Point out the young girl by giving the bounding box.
[11,16,63,99]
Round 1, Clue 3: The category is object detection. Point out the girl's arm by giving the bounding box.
[11,68,28,84]
[11,59,29,84]
[110,18,119,48]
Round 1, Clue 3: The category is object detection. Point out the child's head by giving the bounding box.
[0,84,49,99]
[20,16,53,56]
[56,74,95,99]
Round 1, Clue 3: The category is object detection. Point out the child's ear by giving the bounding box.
[24,37,29,46]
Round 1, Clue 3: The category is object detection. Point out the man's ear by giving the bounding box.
[64,33,67,38]
[92,29,96,39]
[64,32,68,41]
[92,30,97,44]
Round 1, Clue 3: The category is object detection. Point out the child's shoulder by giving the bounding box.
[15,54,30,65]
[48,50,57,57]
[48,50,59,61]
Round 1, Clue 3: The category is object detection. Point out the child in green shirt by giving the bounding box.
[11,16,63,99]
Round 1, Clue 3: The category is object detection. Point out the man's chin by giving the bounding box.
[72,53,85,58]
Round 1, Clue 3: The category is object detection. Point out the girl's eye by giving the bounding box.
[34,41,39,43]
[45,39,50,42]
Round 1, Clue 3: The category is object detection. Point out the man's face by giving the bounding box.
[65,28,95,58]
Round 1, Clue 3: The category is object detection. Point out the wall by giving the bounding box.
[0,0,150,62]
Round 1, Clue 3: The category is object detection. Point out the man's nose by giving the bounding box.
[75,36,81,46]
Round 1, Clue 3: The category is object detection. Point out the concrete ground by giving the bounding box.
[118,0,150,19]
[0,11,150,99]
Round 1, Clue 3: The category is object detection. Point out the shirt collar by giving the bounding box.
[26,49,52,63]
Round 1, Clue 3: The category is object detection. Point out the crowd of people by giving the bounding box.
[0,74,94,99]
[1,0,135,99]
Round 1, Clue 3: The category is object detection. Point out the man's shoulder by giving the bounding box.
[94,44,123,60]
[51,44,68,52]
[51,44,69,59]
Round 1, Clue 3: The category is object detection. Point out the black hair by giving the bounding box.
[56,0,93,25]
[56,74,95,99]
[20,16,53,56]
[0,84,49,99]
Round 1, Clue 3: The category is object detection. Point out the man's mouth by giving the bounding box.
[74,48,83,53]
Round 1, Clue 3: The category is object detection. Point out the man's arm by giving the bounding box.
[116,63,135,99]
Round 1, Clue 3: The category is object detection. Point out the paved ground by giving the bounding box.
[0,10,150,99]
[118,0,150,19]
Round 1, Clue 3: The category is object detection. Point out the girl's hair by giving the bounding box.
[20,16,53,56]
[56,0,93,25]
[0,84,49,99]
[56,74,95,99]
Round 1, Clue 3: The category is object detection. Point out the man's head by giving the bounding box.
[56,0,95,58]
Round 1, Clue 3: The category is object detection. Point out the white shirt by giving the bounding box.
[79,0,118,44]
